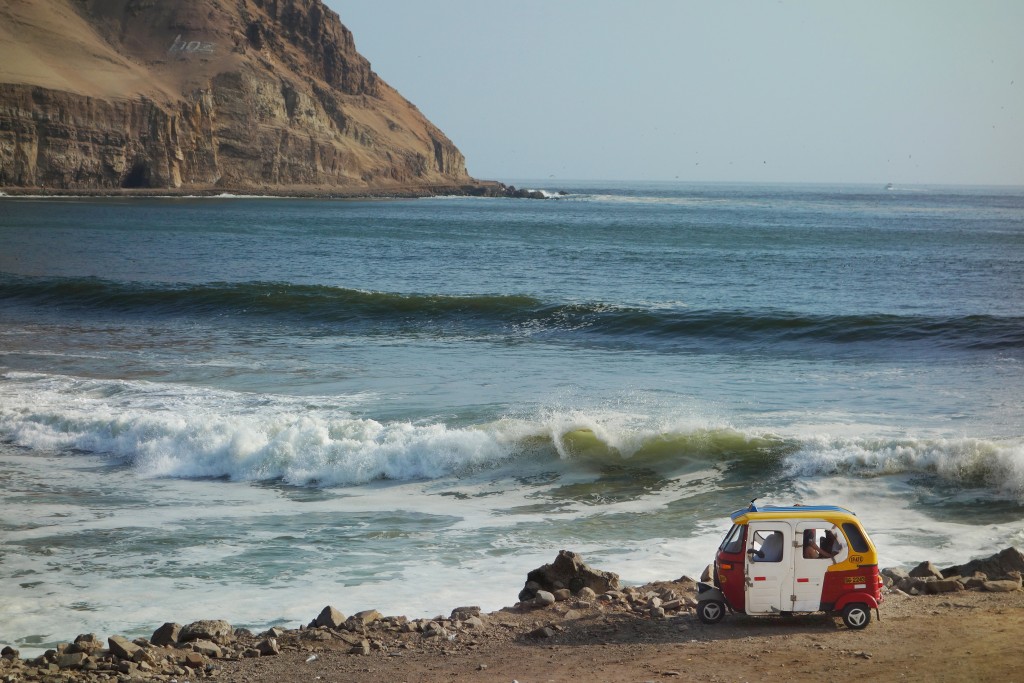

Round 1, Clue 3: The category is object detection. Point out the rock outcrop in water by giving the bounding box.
[0,0,495,194]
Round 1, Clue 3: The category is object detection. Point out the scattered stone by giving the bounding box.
[553,588,572,602]
[522,550,620,600]
[116,660,138,675]
[264,627,287,639]
[190,639,223,658]
[255,638,280,656]
[462,616,485,629]
[533,591,556,607]
[896,576,927,594]
[961,574,988,590]
[983,578,1022,592]
[179,619,233,644]
[334,631,367,647]
[924,578,965,595]
[313,606,346,630]
[349,639,371,655]
[1,646,19,660]
[347,609,383,630]
[943,547,1024,581]
[68,633,103,654]
[519,581,542,602]
[181,651,206,669]
[450,606,481,620]
[152,622,182,647]
[55,652,88,669]
[909,561,944,580]
[577,587,597,601]
[881,567,910,587]
[107,635,141,660]
[528,626,555,639]
[422,623,448,639]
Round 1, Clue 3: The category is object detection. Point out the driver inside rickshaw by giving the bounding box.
[803,528,844,559]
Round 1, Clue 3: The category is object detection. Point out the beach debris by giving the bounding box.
[305,653,319,662]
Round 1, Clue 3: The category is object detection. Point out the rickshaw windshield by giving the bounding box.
[719,524,744,554]
[842,522,871,553]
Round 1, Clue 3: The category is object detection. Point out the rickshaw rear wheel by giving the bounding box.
[697,600,726,624]
[841,603,871,630]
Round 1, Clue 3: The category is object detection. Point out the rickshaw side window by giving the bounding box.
[720,524,744,554]
[842,522,870,553]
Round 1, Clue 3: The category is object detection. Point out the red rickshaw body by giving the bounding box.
[702,504,883,628]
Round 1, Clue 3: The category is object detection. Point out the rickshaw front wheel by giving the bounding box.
[697,600,726,624]
[841,603,871,630]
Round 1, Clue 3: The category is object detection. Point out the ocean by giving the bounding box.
[1,181,1023,653]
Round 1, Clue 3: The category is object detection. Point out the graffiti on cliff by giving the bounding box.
[168,35,215,56]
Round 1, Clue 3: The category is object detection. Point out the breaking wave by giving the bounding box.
[1,372,1022,498]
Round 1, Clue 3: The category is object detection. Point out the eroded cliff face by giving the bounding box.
[0,0,472,191]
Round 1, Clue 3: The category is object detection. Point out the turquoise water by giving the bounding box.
[1,182,1023,652]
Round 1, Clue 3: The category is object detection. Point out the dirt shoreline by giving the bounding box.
[4,588,1023,682]
[213,591,1024,683]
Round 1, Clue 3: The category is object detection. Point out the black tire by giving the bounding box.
[841,603,871,630]
[697,600,726,624]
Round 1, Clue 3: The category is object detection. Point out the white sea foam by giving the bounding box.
[3,371,1022,499]
[0,372,511,486]
[783,434,1024,499]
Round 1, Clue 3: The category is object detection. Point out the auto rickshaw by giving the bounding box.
[696,502,883,629]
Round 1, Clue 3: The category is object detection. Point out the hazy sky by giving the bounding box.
[328,1,1023,186]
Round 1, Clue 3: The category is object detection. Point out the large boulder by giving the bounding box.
[942,547,1024,581]
[520,550,620,601]
[151,623,181,647]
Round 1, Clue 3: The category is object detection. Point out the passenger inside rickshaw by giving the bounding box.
[751,529,783,562]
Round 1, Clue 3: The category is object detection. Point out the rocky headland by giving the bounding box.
[3,548,1023,682]
[0,0,520,197]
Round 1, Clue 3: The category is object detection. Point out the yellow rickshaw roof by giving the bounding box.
[730,504,860,526]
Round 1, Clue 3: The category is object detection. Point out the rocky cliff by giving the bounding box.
[0,0,480,193]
